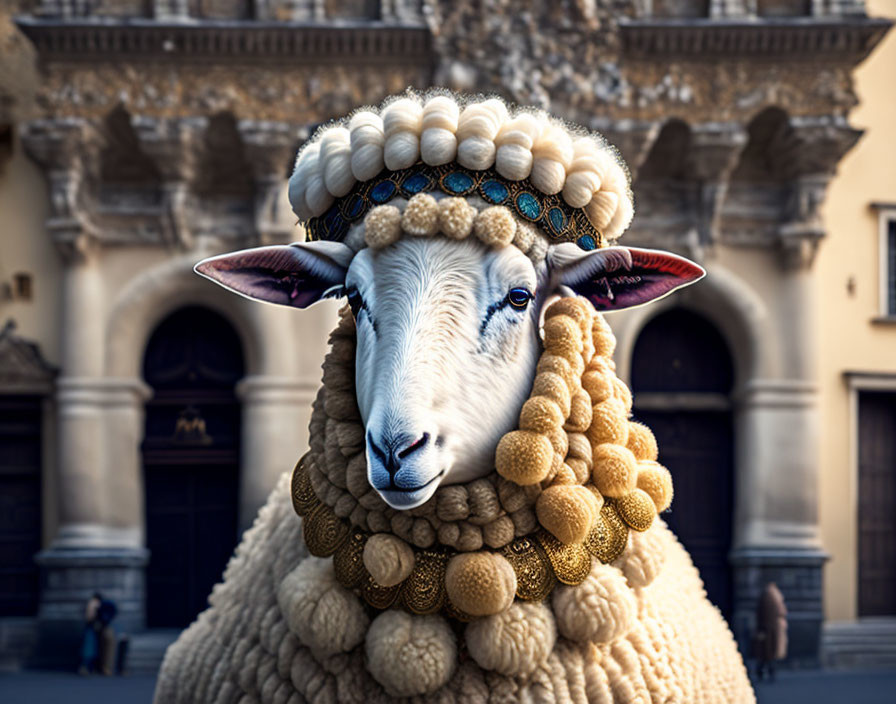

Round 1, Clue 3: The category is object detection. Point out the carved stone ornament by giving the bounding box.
[0,319,58,395]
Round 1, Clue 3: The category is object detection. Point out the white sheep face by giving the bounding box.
[195,235,704,511]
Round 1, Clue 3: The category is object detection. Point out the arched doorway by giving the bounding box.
[142,306,244,628]
[631,308,736,618]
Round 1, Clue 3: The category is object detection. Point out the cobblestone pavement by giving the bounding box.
[1,667,895,703]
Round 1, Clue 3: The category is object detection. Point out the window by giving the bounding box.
[878,210,896,319]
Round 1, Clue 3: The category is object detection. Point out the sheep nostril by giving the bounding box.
[397,432,430,460]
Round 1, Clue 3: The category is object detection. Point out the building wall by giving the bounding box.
[818,0,896,624]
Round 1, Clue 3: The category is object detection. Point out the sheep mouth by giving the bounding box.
[376,469,446,509]
[384,468,446,494]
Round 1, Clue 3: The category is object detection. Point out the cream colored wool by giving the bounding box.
[552,562,636,645]
[363,533,415,588]
[400,193,440,236]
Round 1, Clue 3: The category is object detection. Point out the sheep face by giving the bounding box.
[195,237,703,511]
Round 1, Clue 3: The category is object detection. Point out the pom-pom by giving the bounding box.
[582,370,614,404]
[592,443,638,497]
[536,485,598,544]
[276,558,368,658]
[542,315,584,363]
[519,396,564,434]
[365,611,456,697]
[565,388,593,433]
[465,601,556,677]
[530,371,572,418]
[401,193,440,237]
[438,197,476,239]
[364,205,402,249]
[544,296,592,334]
[626,421,658,461]
[616,488,657,532]
[586,397,629,447]
[473,206,516,248]
[636,460,673,512]
[536,354,576,389]
[445,552,517,616]
[362,533,415,587]
[496,430,554,486]
[551,562,636,645]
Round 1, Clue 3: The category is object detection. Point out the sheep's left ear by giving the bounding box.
[549,243,705,311]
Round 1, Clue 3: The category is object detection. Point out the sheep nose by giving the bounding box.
[367,431,430,478]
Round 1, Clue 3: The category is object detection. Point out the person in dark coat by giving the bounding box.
[752,581,788,681]
[77,592,102,675]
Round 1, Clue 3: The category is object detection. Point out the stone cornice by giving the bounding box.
[619,17,892,62]
[14,18,433,65]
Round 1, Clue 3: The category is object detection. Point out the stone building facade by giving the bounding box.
[0,0,892,670]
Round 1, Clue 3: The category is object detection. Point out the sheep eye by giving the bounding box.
[507,287,533,310]
[346,288,363,318]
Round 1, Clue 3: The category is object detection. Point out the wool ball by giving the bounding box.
[530,371,572,418]
[591,443,638,498]
[445,552,516,616]
[616,488,658,532]
[483,515,516,548]
[536,354,577,390]
[544,297,592,338]
[593,328,616,359]
[436,484,470,522]
[627,422,658,462]
[438,197,476,239]
[552,462,577,485]
[585,189,618,230]
[545,426,569,457]
[364,205,402,249]
[543,315,583,360]
[365,611,456,697]
[551,562,636,644]
[519,395,564,434]
[565,388,593,433]
[567,458,591,484]
[536,485,597,545]
[465,601,556,677]
[613,377,633,413]
[473,206,517,248]
[582,370,614,404]
[276,557,368,658]
[637,461,673,512]
[363,533,415,587]
[496,430,554,485]
[586,397,629,447]
[401,193,440,236]
[613,526,666,588]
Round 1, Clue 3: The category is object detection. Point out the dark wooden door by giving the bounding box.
[631,308,735,619]
[0,396,42,617]
[858,391,896,617]
[142,306,244,628]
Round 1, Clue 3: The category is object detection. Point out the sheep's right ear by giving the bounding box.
[195,241,353,308]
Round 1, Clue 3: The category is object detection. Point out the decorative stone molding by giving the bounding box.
[0,319,58,395]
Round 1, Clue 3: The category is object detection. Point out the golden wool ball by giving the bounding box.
[636,461,673,512]
[542,315,583,360]
[445,552,517,617]
[551,463,577,486]
[544,297,592,338]
[591,443,638,498]
[536,485,596,545]
[518,396,564,434]
[592,331,616,359]
[582,370,614,404]
[612,377,633,414]
[536,354,577,390]
[530,371,572,418]
[626,421,658,462]
[473,206,517,248]
[438,197,476,239]
[615,489,657,532]
[565,389,593,433]
[363,205,402,248]
[586,397,629,447]
[401,193,440,236]
[363,533,415,588]
[496,430,554,486]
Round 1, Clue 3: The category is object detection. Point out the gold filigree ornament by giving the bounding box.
[400,550,448,615]
[537,530,593,585]
[332,529,367,589]
[501,536,556,601]
[302,502,350,558]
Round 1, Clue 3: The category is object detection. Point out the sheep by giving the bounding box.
[156,92,755,703]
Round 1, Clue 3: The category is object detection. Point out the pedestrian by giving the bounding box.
[96,595,118,676]
[752,581,788,681]
[77,592,102,675]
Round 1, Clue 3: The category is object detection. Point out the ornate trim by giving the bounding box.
[15,18,433,65]
[0,320,58,395]
[618,18,892,60]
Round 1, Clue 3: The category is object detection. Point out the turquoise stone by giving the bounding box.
[442,171,475,194]
[515,192,541,220]
[547,207,567,235]
[402,171,430,195]
[481,179,510,204]
[577,234,597,251]
[370,180,397,203]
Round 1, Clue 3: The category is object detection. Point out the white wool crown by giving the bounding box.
[289,90,635,241]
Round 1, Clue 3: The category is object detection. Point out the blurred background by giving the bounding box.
[0,0,894,700]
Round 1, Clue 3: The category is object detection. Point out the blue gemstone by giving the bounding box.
[548,207,567,234]
[577,234,597,251]
[321,209,348,241]
[370,180,397,203]
[402,172,430,195]
[515,192,541,220]
[442,171,475,194]
[481,179,510,204]
[341,193,365,220]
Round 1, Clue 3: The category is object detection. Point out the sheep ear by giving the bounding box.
[195,241,353,309]
[549,243,705,311]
